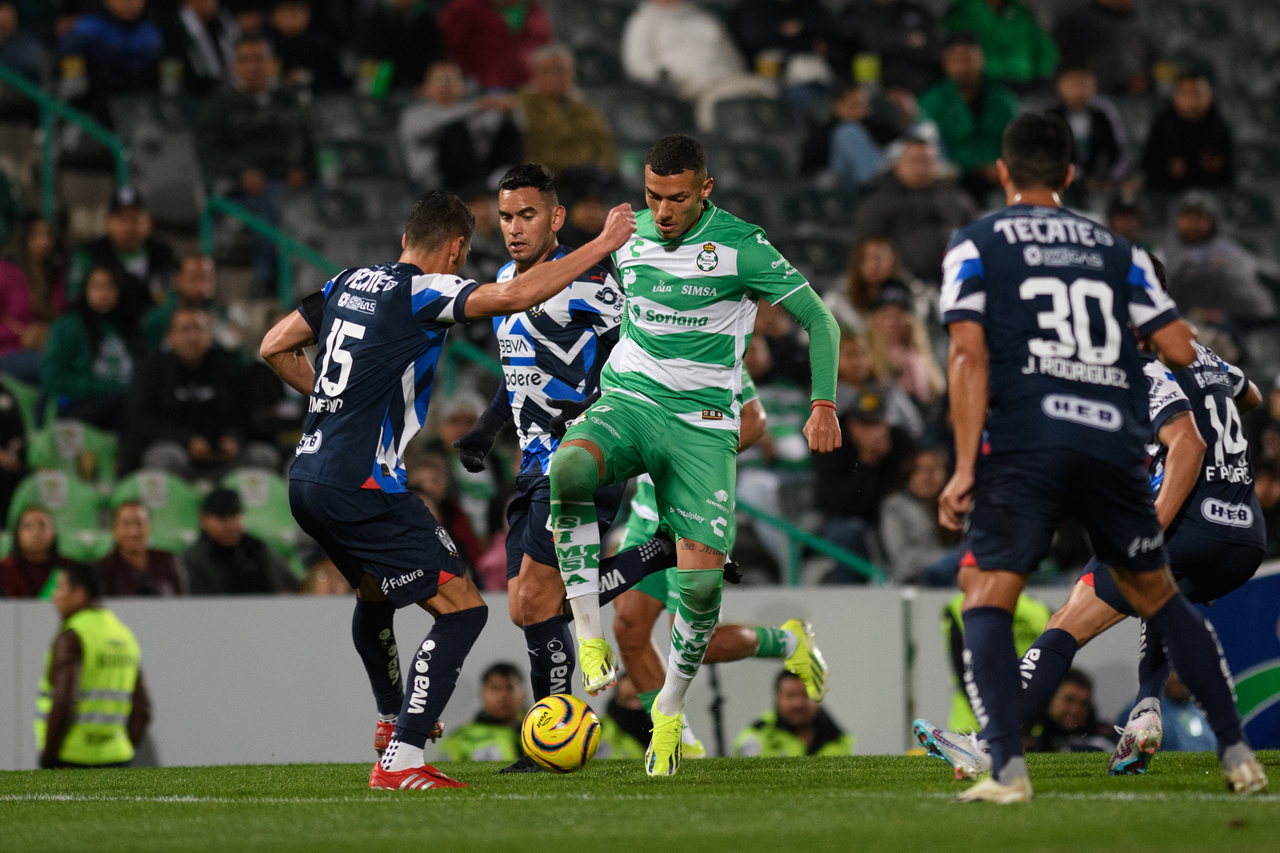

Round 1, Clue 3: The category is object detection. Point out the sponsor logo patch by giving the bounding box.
[436,526,458,556]
[1041,394,1122,432]
[337,292,377,314]
[296,431,322,455]
[1201,499,1254,528]
[702,410,724,420]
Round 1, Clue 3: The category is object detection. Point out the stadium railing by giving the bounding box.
[0,60,131,219]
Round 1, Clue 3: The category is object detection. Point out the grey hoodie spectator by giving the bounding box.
[879,447,959,585]
[1163,191,1277,323]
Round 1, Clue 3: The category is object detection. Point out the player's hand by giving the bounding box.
[453,427,496,473]
[803,405,841,453]
[595,204,636,253]
[547,392,599,440]
[939,468,975,531]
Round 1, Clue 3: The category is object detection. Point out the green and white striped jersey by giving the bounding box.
[605,202,808,431]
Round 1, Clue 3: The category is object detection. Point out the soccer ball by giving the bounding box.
[520,694,602,773]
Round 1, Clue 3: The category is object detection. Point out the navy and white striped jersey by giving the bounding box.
[940,204,1179,465]
[493,245,622,474]
[1143,343,1264,547]
[292,262,477,492]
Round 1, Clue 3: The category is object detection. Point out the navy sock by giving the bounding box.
[1136,618,1172,704]
[597,536,676,607]
[1018,628,1078,721]
[393,605,489,748]
[524,615,575,699]
[1147,595,1244,757]
[351,599,403,716]
[961,607,1025,779]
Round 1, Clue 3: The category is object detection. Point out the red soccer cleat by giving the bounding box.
[369,762,469,790]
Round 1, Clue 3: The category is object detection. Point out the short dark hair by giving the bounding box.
[775,669,804,691]
[944,30,980,50]
[645,134,707,179]
[1060,668,1093,692]
[482,662,521,684]
[1001,112,1073,191]
[201,488,243,517]
[403,190,476,252]
[498,163,558,205]
[62,563,103,601]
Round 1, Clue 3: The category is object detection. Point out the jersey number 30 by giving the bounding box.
[1020,277,1122,365]
[317,319,366,397]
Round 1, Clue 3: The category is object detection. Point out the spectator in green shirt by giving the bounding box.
[918,31,1020,204]
[141,254,240,352]
[733,670,855,757]
[942,0,1057,87]
[437,662,526,762]
[40,267,137,432]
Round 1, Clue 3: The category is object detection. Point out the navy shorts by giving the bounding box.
[504,473,626,581]
[1085,528,1264,616]
[290,479,465,608]
[965,449,1168,575]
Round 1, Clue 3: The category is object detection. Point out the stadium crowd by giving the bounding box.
[0,0,1278,600]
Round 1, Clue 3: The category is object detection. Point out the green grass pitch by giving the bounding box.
[2,752,1278,852]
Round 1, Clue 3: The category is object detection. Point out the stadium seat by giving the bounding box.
[327,139,398,180]
[1240,322,1280,380]
[574,48,626,88]
[312,94,398,143]
[1237,141,1280,182]
[110,470,204,554]
[712,97,797,142]
[711,189,769,231]
[783,188,859,235]
[607,95,697,145]
[311,188,371,229]
[1213,188,1275,228]
[221,468,304,563]
[7,470,110,562]
[1111,96,1156,147]
[25,419,120,489]
[0,374,55,433]
[777,236,852,280]
[702,142,789,183]
[553,0,630,50]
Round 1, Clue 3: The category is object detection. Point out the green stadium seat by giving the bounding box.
[575,48,626,87]
[713,97,798,142]
[7,470,107,561]
[1213,189,1275,228]
[221,468,304,563]
[0,374,56,433]
[109,470,204,554]
[783,189,859,232]
[608,95,697,145]
[25,419,119,490]
[703,142,788,182]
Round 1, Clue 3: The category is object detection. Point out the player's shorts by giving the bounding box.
[504,473,626,581]
[631,566,681,615]
[561,391,738,553]
[289,479,463,608]
[1082,528,1264,616]
[965,448,1168,575]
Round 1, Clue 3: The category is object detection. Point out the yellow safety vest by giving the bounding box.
[35,607,141,765]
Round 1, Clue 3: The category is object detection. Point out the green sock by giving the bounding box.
[639,689,660,716]
[753,626,790,658]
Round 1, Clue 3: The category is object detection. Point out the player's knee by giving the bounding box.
[517,578,561,624]
[549,445,599,500]
[676,568,723,610]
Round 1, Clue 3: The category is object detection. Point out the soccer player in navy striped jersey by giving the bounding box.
[259,191,635,791]
[936,113,1265,802]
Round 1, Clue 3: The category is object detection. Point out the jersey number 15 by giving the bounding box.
[317,319,366,397]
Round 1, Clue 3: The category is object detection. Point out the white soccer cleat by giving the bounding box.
[1225,757,1269,795]
[1108,698,1162,776]
[913,719,991,781]
[955,774,1033,804]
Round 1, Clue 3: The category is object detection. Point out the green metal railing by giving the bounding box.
[198,195,342,311]
[0,61,130,219]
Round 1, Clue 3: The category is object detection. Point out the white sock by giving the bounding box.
[380,739,424,771]
[653,666,694,717]
[680,718,701,746]
[781,627,800,658]
[377,712,398,724]
[568,594,604,642]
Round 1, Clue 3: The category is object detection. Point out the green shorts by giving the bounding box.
[562,391,738,553]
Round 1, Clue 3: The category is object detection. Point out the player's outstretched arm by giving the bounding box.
[463,204,636,320]
[1148,319,1197,370]
[1153,411,1206,530]
[260,309,317,395]
[939,320,988,531]
[777,286,841,452]
[1238,380,1263,415]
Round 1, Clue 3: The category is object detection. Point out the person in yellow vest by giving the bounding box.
[35,563,151,768]
[733,670,855,758]
[437,662,524,763]
[942,591,1051,733]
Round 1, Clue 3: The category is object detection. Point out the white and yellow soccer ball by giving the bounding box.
[520,694,602,773]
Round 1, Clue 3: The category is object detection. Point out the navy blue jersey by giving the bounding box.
[493,246,622,474]
[941,204,1179,465]
[291,263,477,492]
[1144,343,1264,547]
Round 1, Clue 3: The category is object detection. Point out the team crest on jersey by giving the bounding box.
[696,243,719,272]
[436,526,458,556]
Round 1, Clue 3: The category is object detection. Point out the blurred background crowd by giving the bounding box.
[0,0,1278,600]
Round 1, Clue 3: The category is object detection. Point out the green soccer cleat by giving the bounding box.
[782,619,829,701]
[646,707,683,776]
[681,719,706,759]
[578,637,619,696]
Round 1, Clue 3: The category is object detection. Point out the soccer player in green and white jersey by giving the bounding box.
[613,370,831,759]
[548,135,842,776]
